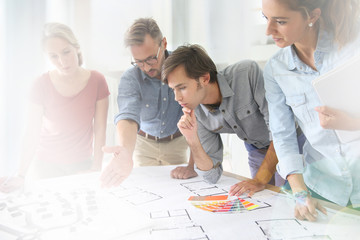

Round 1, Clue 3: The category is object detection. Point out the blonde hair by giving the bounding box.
[280,0,360,47]
[42,22,83,66]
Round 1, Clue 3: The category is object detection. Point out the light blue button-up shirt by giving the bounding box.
[264,29,360,206]
[114,51,182,138]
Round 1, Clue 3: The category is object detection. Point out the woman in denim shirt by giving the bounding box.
[262,0,360,221]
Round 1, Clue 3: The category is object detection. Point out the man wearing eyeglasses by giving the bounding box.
[100,18,191,188]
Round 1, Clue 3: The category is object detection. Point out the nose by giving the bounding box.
[143,63,152,72]
[174,89,182,102]
[58,55,67,66]
[265,20,275,36]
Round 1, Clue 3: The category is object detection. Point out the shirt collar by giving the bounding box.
[286,29,334,71]
[199,73,234,116]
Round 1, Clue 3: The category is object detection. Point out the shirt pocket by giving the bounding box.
[286,94,313,123]
[235,101,268,142]
[140,95,159,121]
[236,101,259,120]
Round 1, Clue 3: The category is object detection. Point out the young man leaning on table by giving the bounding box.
[161,44,305,196]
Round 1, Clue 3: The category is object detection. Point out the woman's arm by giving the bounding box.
[92,96,109,171]
[0,103,43,193]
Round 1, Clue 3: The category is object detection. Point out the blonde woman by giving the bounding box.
[0,23,109,192]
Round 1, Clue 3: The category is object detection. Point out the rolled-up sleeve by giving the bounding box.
[114,71,141,128]
[263,61,304,179]
[195,120,223,184]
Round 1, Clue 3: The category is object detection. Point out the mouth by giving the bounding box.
[272,37,282,42]
[146,69,155,75]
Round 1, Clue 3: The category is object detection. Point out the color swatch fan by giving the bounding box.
[188,195,259,213]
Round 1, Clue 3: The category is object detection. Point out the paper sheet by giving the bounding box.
[0,165,359,240]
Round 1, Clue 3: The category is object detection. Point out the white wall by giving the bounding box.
[1,0,278,177]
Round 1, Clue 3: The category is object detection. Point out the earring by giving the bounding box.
[309,22,313,27]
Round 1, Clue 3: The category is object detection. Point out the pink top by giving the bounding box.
[30,70,110,164]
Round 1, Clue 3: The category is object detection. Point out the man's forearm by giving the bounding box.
[187,138,214,171]
[117,120,138,154]
[253,141,278,184]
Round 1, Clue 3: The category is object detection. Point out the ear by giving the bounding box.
[309,8,321,25]
[162,37,167,49]
[199,73,211,86]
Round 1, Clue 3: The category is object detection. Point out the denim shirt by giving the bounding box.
[264,29,360,206]
[195,60,270,183]
[114,54,182,138]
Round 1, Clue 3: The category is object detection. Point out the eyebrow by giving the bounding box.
[173,83,185,89]
[270,16,290,20]
[134,53,156,62]
[262,12,290,20]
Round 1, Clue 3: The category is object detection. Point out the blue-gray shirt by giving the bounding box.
[195,60,270,183]
[115,54,182,138]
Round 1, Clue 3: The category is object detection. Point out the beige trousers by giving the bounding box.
[133,135,189,166]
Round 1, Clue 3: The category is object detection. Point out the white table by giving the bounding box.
[0,165,359,240]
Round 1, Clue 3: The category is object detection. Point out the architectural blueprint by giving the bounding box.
[0,165,359,239]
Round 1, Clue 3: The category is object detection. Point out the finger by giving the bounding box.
[248,189,256,197]
[304,211,317,222]
[294,209,305,221]
[238,185,251,196]
[317,203,327,215]
[233,185,244,196]
[171,169,182,179]
[100,169,114,188]
[190,109,197,121]
[182,107,192,115]
[314,106,324,113]
[182,118,194,129]
[176,170,184,179]
[306,198,319,217]
[170,169,177,178]
[178,120,191,129]
[229,184,241,195]
[100,164,113,181]
[108,174,124,188]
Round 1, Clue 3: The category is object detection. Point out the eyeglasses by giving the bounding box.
[131,46,161,68]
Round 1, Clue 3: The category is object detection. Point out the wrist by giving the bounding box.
[293,190,311,204]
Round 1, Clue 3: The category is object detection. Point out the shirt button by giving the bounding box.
[233,126,237,129]
[161,131,164,134]
[221,110,225,113]
[162,82,165,85]
[162,111,165,114]
[163,98,167,101]
[244,138,248,141]
[146,104,149,107]
[162,122,165,125]
[247,110,250,114]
